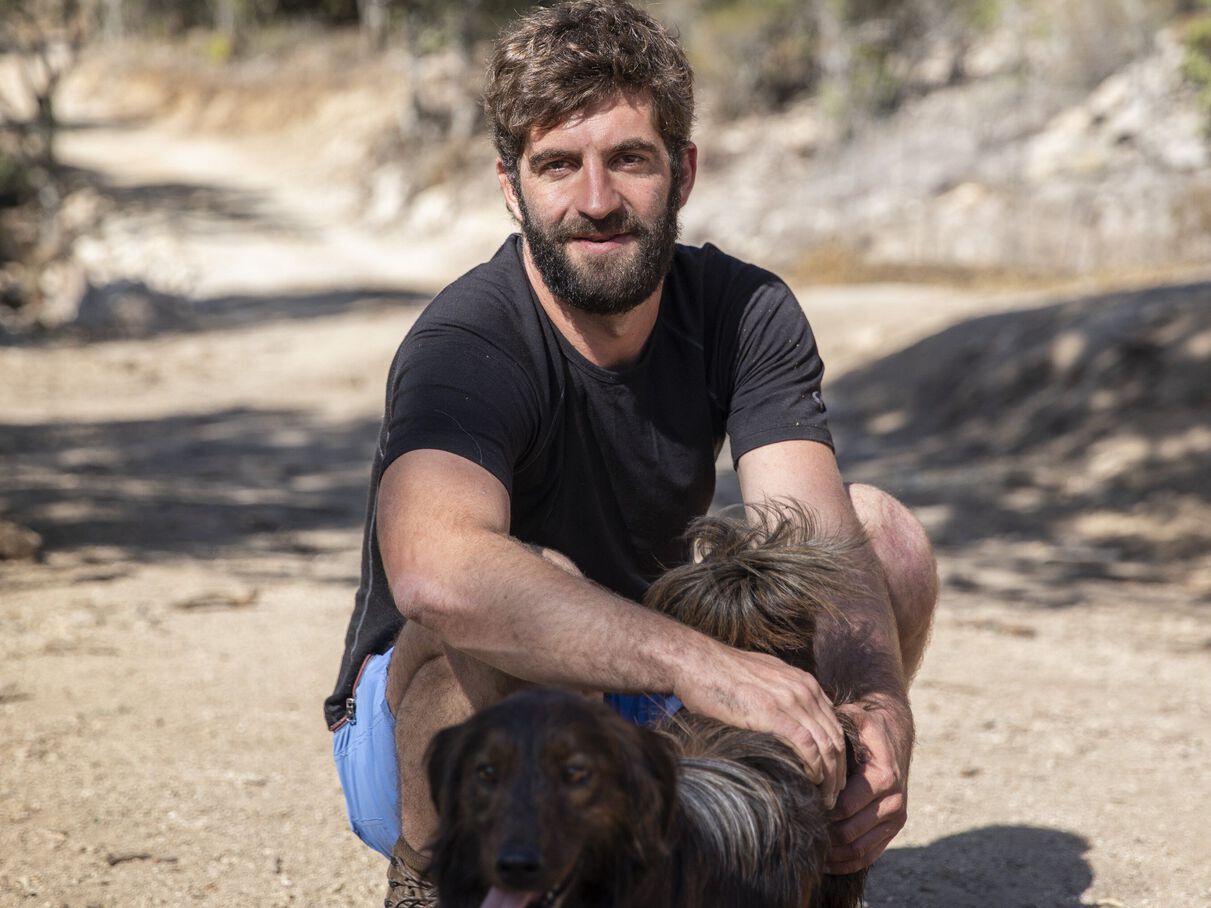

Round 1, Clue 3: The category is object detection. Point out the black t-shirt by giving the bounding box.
[324,235,831,729]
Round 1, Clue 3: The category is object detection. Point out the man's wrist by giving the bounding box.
[646,620,716,700]
[841,693,914,746]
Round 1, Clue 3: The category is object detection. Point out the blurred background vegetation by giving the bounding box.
[2,0,1211,325]
[7,0,1209,110]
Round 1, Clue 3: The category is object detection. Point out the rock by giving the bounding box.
[0,519,43,561]
[36,259,90,329]
[366,163,409,225]
[72,279,192,337]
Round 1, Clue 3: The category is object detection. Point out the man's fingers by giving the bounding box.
[789,680,845,805]
[781,717,846,808]
[819,702,912,875]
[778,719,827,785]
[802,680,845,752]
[829,767,876,822]
[826,777,907,873]
[703,651,848,805]
[812,720,845,809]
[825,824,897,875]
[829,790,905,848]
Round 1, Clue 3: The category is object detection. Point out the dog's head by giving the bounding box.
[426,689,678,908]
[644,501,865,673]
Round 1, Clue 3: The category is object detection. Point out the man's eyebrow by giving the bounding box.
[606,138,662,157]
[527,139,663,169]
[528,148,574,169]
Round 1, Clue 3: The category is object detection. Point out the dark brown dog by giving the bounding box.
[425,689,679,907]
[425,504,870,908]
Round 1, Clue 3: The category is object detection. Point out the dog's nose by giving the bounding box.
[496,845,543,883]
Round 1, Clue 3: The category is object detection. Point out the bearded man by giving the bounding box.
[324,2,938,905]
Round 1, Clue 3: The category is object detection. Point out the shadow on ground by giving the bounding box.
[2,284,431,345]
[0,406,380,560]
[2,161,432,343]
[827,280,1211,587]
[61,162,302,236]
[866,825,1092,907]
[6,278,1210,590]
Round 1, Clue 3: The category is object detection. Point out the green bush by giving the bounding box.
[686,0,820,116]
[686,0,1003,119]
[1182,2,1211,127]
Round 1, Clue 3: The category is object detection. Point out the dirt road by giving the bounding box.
[1,91,1208,908]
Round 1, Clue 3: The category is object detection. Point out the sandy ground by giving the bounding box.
[1,99,1209,908]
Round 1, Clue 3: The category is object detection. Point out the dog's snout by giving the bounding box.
[496,845,543,882]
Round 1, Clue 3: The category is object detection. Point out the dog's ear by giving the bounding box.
[624,724,680,845]
[426,721,471,818]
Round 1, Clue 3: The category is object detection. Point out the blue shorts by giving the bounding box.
[332,646,682,859]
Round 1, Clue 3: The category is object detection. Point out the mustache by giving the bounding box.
[551,211,650,242]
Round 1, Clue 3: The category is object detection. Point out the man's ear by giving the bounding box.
[676,142,698,209]
[496,159,524,223]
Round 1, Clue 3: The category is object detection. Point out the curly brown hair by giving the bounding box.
[483,0,695,179]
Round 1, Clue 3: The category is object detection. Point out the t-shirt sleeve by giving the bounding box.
[380,323,539,495]
[724,277,833,465]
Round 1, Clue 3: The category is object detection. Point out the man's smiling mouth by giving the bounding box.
[570,233,632,248]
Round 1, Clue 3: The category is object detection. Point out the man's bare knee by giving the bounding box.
[847,483,938,679]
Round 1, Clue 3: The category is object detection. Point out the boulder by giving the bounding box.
[0,519,42,561]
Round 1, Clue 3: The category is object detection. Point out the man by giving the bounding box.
[325,2,937,905]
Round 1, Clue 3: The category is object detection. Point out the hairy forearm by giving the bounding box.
[390,526,712,696]
[815,540,912,731]
[734,441,914,737]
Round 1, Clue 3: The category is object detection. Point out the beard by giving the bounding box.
[515,179,681,317]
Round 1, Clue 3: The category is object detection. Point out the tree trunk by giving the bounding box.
[215,0,238,42]
[358,0,390,52]
[396,7,419,136]
[102,0,124,41]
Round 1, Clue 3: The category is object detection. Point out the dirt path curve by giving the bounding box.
[1,101,1208,908]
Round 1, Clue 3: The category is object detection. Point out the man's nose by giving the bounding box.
[576,158,622,221]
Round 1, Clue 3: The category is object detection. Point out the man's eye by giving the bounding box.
[476,763,497,784]
[561,764,591,785]
[542,160,572,174]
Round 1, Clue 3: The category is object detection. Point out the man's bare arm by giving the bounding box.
[736,439,913,870]
[378,448,847,795]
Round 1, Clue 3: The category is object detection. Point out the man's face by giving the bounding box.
[502,93,693,316]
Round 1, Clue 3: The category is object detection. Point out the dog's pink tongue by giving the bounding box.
[481,886,540,908]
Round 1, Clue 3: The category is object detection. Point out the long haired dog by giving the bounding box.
[425,503,870,908]
[647,504,871,908]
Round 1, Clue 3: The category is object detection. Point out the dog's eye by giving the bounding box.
[475,763,497,785]
[561,764,591,786]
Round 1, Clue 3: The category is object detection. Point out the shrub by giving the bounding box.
[1182,1,1211,127]
[685,0,1003,119]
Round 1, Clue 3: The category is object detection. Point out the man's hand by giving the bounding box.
[674,644,848,809]
[826,700,912,874]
